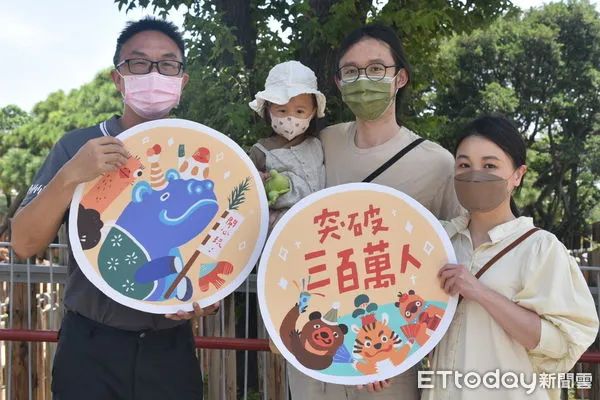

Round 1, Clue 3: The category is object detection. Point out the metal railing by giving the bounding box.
[0,240,286,400]
[0,241,598,400]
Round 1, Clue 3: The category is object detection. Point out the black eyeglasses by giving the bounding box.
[337,63,400,83]
[116,58,184,76]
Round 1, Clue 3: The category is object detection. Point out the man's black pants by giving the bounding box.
[52,312,204,400]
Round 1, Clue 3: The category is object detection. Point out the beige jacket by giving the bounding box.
[422,216,599,400]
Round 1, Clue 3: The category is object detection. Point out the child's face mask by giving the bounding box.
[270,113,313,140]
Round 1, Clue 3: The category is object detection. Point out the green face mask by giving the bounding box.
[340,77,396,121]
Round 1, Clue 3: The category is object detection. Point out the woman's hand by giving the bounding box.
[438,263,487,301]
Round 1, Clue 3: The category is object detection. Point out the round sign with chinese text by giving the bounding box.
[69,119,269,314]
[258,183,457,384]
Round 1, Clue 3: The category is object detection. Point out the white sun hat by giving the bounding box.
[249,60,326,118]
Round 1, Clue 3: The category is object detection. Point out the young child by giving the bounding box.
[249,61,326,231]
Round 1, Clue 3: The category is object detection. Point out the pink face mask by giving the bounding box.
[121,72,183,120]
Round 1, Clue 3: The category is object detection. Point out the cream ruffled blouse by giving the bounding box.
[421,216,598,400]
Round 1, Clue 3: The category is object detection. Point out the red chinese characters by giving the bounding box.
[347,212,362,237]
[363,240,395,289]
[304,250,331,291]
[400,244,421,274]
[363,204,389,235]
[314,208,341,244]
[336,248,360,293]
[305,204,422,295]
[314,205,389,243]
[225,215,238,229]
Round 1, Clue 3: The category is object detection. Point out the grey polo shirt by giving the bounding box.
[21,116,185,331]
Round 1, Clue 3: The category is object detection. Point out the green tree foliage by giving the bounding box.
[0,105,33,211]
[2,1,596,248]
[430,0,600,247]
[0,149,44,199]
[0,69,122,211]
[115,0,513,148]
[0,105,30,136]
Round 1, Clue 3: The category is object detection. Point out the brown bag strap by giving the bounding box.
[457,227,540,305]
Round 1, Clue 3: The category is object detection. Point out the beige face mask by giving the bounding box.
[454,170,511,212]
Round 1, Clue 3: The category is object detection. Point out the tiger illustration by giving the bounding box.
[351,313,412,375]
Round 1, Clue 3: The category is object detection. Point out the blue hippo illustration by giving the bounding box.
[97,168,219,302]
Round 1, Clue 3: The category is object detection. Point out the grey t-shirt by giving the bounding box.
[22,116,184,331]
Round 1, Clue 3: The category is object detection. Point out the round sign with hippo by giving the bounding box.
[258,183,457,385]
[69,119,269,314]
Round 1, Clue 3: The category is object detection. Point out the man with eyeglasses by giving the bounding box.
[11,17,213,400]
[286,23,463,400]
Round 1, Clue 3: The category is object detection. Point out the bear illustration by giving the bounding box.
[395,289,444,346]
[280,303,348,370]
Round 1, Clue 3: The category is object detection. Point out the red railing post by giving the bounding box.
[0,329,272,351]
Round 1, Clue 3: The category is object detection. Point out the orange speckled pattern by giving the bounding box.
[80,154,145,215]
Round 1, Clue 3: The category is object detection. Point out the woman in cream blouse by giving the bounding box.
[422,114,598,400]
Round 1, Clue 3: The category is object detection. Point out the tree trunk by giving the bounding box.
[298,0,340,97]
[297,0,371,104]
[562,163,580,248]
[215,0,257,68]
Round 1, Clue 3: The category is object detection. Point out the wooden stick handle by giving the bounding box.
[164,210,230,299]
[164,249,201,299]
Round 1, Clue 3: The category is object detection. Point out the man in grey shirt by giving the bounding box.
[11,17,216,400]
